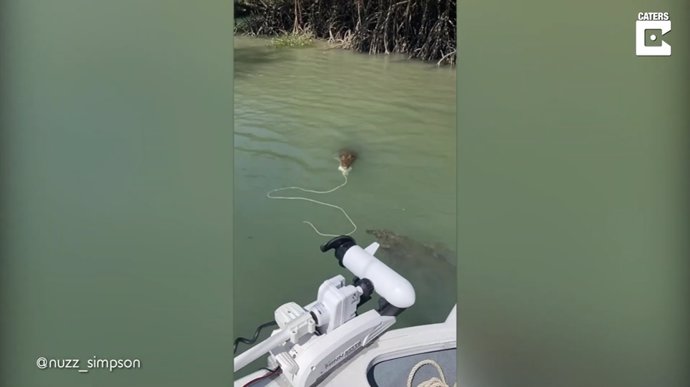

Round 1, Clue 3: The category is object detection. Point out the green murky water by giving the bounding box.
[233,37,456,373]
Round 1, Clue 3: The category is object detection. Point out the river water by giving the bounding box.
[233,37,457,371]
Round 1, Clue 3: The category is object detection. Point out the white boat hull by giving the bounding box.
[234,305,457,387]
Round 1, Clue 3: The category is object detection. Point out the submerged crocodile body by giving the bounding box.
[365,229,456,267]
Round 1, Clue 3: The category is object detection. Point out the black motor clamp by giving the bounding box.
[320,235,356,268]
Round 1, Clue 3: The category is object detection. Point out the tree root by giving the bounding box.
[236,0,456,65]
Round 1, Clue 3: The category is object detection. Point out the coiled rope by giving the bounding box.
[406,359,457,387]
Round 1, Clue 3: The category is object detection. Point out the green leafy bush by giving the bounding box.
[270,31,314,48]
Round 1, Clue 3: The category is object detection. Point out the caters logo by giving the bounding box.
[636,12,671,57]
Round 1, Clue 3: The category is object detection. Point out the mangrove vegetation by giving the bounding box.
[234,0,457,65]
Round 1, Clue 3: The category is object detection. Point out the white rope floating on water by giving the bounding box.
[266,174,357,237]
[406,359,457,387]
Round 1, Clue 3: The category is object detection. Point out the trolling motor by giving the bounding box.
[233,236,416,387]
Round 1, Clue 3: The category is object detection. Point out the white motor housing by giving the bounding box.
[340,244,416,309]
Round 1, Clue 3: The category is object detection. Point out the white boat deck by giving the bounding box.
[235,305,456,387]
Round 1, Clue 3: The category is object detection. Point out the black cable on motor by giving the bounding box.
[234,320,279,354]
[242,366,282,387]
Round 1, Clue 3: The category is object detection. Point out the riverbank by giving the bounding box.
[234,0,456,66]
